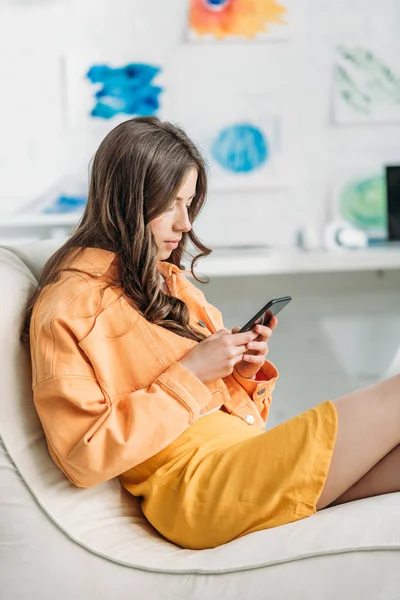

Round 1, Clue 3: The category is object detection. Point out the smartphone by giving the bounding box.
[238,296,292,333]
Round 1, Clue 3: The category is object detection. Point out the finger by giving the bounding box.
[231,326,240,334]
[268,316,278,330]
[231,344,249,357]
[253,324,273,340]
[233,353,245,365]
[231,331,258,346]
[242,353,266,364]
[213,328,231,338]
[246,341,268,353]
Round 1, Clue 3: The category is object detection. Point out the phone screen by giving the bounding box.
[239,296,292,333]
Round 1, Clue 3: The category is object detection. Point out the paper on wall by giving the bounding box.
[332,44,400,125]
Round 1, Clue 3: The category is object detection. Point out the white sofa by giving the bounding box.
[1,238,400,600]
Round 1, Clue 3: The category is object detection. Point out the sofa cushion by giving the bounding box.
[1,242,400,575]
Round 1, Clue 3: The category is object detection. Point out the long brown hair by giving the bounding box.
[21,116,211,343]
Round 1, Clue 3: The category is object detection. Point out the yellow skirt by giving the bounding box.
[120,401,337,550]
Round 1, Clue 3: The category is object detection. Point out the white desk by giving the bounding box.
[1,214,399,276]
[195,246,400,277]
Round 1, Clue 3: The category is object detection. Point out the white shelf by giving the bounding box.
[1,214,399,276]
[195,246,400,277]
[0,213,82,227]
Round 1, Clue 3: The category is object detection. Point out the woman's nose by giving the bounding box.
[175,209,191,232]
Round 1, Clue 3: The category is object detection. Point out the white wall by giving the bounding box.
[1,0,400,426]
[2,0,400,245]
[204,268,400,429]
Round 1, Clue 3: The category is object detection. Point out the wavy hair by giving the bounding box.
[21,116,211,343]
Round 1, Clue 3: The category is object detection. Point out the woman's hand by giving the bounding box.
[232,316,278,380]
[180,329,258,383]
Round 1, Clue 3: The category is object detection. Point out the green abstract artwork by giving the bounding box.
[333,46,400,123]
[339,174,387,233]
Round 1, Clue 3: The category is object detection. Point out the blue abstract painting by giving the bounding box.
[211,123,269,173]
[43,194,87,214]
[86,63,163,119]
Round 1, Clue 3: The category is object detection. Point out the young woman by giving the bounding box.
[22,117,400,550]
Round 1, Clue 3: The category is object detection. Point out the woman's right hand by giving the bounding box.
[180,329,258,383]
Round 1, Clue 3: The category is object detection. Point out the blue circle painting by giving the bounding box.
[211,123,269,173]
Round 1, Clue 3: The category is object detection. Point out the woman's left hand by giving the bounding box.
[231,316,278,379]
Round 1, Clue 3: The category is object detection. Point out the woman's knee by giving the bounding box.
[317,379,400,509]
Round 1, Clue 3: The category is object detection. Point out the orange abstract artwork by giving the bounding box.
[189,0,288,40]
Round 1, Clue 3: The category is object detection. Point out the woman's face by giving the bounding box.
[150,168,197,261]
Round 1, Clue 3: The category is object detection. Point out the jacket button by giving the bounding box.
[257,388,266,396]
[245,415,255,424]
[198,320,207,327]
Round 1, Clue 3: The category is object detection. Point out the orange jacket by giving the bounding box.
[30,248,278,487]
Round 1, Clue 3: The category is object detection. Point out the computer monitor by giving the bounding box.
[386,165,400,241]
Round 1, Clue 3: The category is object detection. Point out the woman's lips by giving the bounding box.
[165,241,179,249]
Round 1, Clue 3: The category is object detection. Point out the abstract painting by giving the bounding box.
[188,0,290,42]
[86,63,163,119]
[186,115,282,190]
[332,45,400,124]
[211,122,269,173]
[18,175,88,216]
[330,168,388,240]
[66,57,164,127]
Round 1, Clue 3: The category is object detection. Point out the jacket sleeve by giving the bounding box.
[201,293,280,421]
[232,360,279,422]
[33,361,212,488]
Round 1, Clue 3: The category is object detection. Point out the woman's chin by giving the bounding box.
[159,249,172,261]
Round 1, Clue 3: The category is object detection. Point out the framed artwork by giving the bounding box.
[330,166,388,240]
[185,113,283,190]
[187,0,292,42]
[332,45,400,125]
[67,57,164,125]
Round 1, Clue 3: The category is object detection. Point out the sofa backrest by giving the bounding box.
[0,239,65,467]
[0,238,166,568]
[1,238,67,282]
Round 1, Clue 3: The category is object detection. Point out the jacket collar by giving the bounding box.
[69,247,190,281]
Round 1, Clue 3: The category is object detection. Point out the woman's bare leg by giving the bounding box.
[316,374,400,510]
[330,443,400,506]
